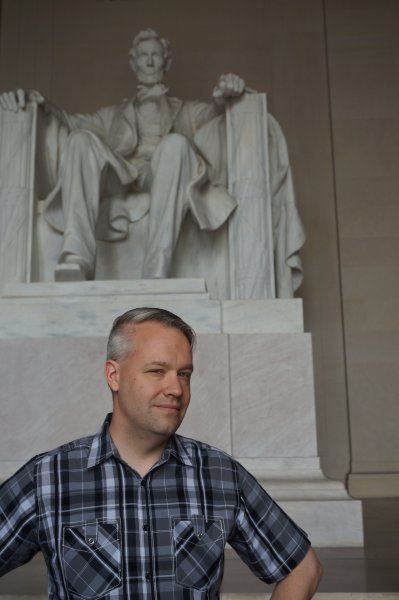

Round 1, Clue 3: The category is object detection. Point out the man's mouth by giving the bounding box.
[154,404,180,413]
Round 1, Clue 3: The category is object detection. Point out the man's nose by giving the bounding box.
[164,372,183,397]
[147,54,154,66]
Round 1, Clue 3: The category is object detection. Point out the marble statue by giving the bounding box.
[0,29,305,297]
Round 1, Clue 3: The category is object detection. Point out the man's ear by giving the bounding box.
[164,56,172,72]
[104,360,120,393]
[129,56,137,73]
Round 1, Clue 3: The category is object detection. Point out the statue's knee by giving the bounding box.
[66,129,95,154]
[157,133,190,155]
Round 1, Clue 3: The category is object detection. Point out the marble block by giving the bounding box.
[177,334,231,453]
[2,278,209,298]
[0,296,221,338]
[0,337,110,479]
[229,333,317,458]
[222,299,303,333]
[0,285,310,338]
[279,500,363,547]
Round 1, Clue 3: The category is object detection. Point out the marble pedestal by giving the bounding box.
[0,279,363,547]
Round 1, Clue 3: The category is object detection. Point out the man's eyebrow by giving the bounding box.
[144,361,194,371]
[180,364,194,372]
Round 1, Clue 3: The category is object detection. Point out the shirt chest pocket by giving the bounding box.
[62,520,121,599]
[172,516,225,591]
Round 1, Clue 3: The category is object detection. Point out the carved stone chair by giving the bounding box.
[0,94,296,300]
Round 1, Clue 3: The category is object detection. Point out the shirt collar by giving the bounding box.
[86,413,193,469]
[86,413,116,469]
[161,434,193,467]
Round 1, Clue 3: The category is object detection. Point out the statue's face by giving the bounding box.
[133,39,166,84]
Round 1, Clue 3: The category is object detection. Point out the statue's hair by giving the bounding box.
[129,29,172,72]
[106,307,195,362]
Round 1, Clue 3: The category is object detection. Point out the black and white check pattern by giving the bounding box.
[0,414,310,598]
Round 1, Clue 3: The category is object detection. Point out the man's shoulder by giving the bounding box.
[31,432,96,467]
[2,432,96,489]
[175,434,238,467]
[175,434,256,487]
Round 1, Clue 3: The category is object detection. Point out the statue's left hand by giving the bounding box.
[213,73,246,105]
[0,88,45,112]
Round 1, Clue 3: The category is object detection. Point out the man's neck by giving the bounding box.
[109,414,170,478]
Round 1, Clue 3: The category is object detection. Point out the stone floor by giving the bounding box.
[5,594,397,599]
[222,596,399,599]
[0,499,398,595]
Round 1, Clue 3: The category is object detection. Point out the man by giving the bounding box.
[0,307,322,598]
[0,29,244,282]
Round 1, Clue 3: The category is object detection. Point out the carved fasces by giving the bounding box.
[0,101,38,282]
[226,93,275,299]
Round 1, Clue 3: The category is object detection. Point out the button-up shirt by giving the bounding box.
[0,414,310,599]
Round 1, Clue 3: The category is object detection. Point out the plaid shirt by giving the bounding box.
[0,414,310,599]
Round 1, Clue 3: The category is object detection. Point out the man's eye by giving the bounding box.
[179,371,192,380]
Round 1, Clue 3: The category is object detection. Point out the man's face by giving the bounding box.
[132,39,166,85]
[106,321,193,441]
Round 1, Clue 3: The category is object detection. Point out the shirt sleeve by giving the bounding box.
[0,458,40,576]
[228,461,311,584]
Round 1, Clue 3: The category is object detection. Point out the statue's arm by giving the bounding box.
[0,88,73,128]
[35,93,103,133]
[0,88,103,133]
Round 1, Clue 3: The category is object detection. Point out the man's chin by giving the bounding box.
[151,418,183,438]
[137,73,164,85]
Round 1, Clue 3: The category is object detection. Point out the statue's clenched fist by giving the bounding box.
[0,89,45,112]
[213,73,246,105]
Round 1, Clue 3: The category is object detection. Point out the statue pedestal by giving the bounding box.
[0,279,363,547]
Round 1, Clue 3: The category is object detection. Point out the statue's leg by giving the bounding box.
[55,130,111,281]
[143,133,201,278]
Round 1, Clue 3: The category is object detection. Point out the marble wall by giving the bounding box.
[0,0,398,494]
[325,0,399,496]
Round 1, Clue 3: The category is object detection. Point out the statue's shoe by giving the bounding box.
[54,253,92,281]
[54,262,87,282]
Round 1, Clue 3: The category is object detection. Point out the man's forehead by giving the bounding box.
[137,38,163,53]
[124,321,191,350]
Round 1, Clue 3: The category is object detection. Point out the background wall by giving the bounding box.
[325,0,399,495]
[0,0,397,494]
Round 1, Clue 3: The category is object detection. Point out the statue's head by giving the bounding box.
[129,29,171,85]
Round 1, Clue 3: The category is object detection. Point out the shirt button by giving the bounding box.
[87,537,95,545]
[141,480,146,487]
[145,571,151,581]
[143,523,148,532]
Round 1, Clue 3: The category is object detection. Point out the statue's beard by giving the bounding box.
[136,69,165,86]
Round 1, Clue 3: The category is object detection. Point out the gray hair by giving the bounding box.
[129,28,172,71]
[106,307,195,361]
